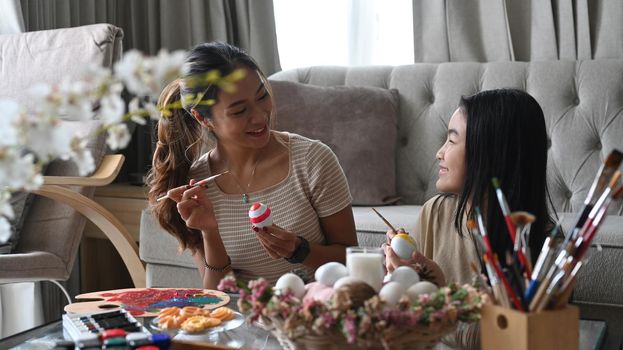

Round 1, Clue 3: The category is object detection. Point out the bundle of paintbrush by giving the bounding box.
[470,149,623,313]
[526,150,623,312]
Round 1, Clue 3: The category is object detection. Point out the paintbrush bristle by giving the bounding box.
[491,177,501,189]
[510,211,536,226]
[608,170,622,188]
[585,149,623,204]
[467,219,477,230]
[613,185,623,200]
[604,149,623,167]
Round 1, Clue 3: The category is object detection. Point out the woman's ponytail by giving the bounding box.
[147,79,204,252]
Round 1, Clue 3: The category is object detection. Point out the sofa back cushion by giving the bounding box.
[270,62,623,213]
[270,80,399,205]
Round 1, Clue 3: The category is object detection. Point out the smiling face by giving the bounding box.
[198,66,273,150]
[436,108,467,194]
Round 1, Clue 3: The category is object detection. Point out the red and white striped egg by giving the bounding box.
[248,202,273,228]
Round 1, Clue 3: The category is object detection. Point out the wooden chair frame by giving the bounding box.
[33,154,146,288]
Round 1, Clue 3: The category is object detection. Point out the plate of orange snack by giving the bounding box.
[151,305,244,334]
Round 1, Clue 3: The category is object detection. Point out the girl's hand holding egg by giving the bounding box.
[390,232,418,260]
[384,229,447,287]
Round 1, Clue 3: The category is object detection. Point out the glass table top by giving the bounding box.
[0,309,610,350]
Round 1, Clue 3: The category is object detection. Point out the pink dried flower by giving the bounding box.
[217,275,239,293]
[341,311,358,344]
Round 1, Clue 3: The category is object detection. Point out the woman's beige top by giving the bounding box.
[413,194,481,285]
[188,133,352,284]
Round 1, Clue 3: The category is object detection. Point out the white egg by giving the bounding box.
[390,234,417,259]
[389,266,420,289]
[406,281,438,302]
[379,282,406,306]
[275,273,306,298]
[334,276,366,290]
[315,262,348,287]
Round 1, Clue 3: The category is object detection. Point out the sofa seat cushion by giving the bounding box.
[146,264,202,289]
[558,214,623,307]
[140,209,196,269]
[270,80,399,206]
[140,205,422,272]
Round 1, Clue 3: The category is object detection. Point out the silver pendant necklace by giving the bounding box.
[229,152,263,204]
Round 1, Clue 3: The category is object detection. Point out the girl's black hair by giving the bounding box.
[454,88,553,265]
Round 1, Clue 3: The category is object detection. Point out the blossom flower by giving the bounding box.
[0,151,43,190]
[99,91,126,125]
[106,124,131,150]
[115,49,185,98]
[0,217,10,244]
[114,50,150,96]
[0,192,14,220]
[0,100,21,147]
[70,137,96,176]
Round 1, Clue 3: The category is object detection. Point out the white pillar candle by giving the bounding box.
[346,247,384,292]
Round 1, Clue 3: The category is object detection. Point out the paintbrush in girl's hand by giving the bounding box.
[156,171,229,202]
[372,208,397,233]
[372,208,398,244]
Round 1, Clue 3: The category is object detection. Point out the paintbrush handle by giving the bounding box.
[371,208,398,234]
[534,270,566,312]
[155,171,229,202]
[563,204,592,246]
[490,253,524,311]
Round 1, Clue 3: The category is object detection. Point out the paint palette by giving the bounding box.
[64,288,230,317]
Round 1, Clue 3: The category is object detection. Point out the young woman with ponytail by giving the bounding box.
[147,42,357,289]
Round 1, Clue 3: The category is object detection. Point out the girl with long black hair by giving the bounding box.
[385,88,554,349]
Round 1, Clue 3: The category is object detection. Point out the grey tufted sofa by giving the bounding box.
[140,60,623,338]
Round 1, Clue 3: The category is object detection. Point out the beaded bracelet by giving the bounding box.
[204,255,232,272]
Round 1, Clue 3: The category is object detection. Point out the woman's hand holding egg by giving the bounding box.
[249,202,300,259]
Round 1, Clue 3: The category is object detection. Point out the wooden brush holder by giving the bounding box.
[480,304,579,350]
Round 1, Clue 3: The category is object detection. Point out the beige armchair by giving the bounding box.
[0,24,145,300]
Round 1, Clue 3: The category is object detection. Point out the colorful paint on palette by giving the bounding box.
[100,288,227,315]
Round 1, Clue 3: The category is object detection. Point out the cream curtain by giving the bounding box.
[19,0,281,74]
[0,0,25,33]
[413,0,623,62]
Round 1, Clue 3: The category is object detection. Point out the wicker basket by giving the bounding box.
[262,317,454,350]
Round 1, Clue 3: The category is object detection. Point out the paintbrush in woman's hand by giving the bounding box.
[156,171,229,202]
